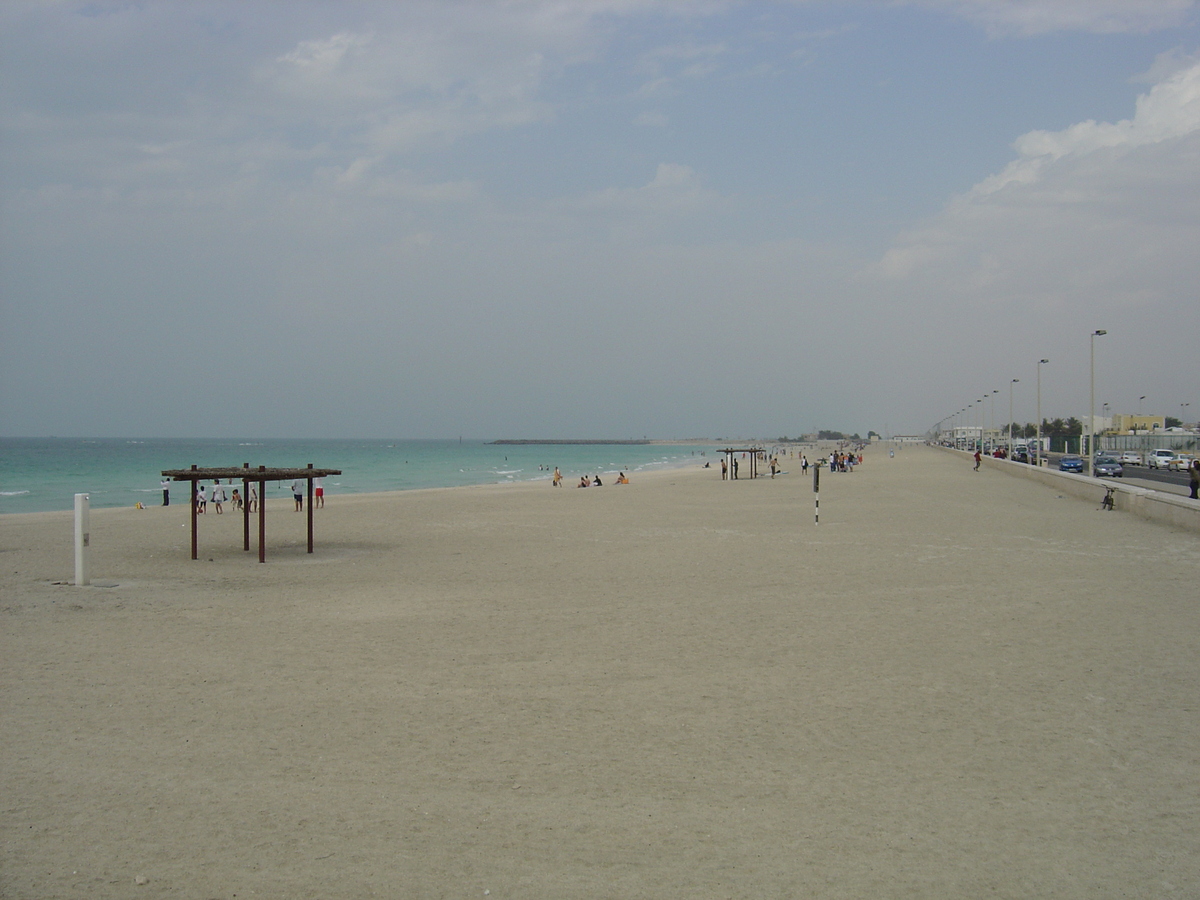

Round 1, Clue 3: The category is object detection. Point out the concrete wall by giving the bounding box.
[936,446,1200,534]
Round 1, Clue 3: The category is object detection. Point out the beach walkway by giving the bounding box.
[2,445,1197,898]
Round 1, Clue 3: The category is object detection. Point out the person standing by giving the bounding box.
[552,467,562,487]
[196,483,207,513]
[721,458,728,480]
[314,477,325,508]
[974,449,982,471]
[1190,459,1199,500]
[161,478,171,506]
[211,479,226,515]
[290,479,304,512]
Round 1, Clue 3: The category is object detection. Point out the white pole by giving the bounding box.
[74,493,90,586]
[813,461,821,525]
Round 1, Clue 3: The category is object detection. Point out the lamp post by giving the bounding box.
[1088,330,1107,477]
[1009,379,1019,455]
[1036,359,1049,467]
[1183,402,1192,429]
[991,389,1000,452]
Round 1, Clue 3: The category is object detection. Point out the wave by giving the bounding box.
[1,490,31,497]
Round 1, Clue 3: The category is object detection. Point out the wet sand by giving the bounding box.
[2,445,1198,898]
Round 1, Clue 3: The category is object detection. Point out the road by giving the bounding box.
[1038,452,1193,495]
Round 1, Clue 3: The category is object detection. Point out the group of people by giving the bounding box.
[828,451,860,472]
[290,478,325,512]
[575,472,629,488]
[159,477,328,512]
[550,466,629,488]
[720,451,822,479]
[186,478,252,515]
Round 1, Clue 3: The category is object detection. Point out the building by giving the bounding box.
[1112,414,1167,434]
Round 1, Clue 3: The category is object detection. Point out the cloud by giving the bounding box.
[899,0,1196,36]
[872,61,1200,317]
[571,163,718,215]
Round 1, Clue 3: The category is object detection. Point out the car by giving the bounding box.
[1147,449,1177,469]
[1059,455,1084,473]
[1168,452,1196,472]
[1119,451,1142,466]
[1012,449,1030,464]
[1094,457,1124,477]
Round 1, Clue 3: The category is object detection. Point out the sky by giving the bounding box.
[1,0,1198,440]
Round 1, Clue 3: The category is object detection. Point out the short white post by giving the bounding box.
[74,493,90,586]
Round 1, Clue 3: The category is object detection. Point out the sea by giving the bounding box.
[0,438,719,515]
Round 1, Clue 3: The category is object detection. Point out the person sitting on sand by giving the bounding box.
[578,476,589,488]
[616,472,629,484]
[592,475,603,486]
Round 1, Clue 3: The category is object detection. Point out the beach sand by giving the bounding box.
[2,445,1198,898]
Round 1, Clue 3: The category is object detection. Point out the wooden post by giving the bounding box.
[242,463,251,552]
[307,463,314,554]
[190,465,198,560]
[258,466,267,563]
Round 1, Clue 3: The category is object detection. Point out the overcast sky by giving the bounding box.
[2,0,1197,439]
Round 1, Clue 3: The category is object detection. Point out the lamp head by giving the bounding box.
[1039,358,1049,364]
[1094,329,1107,336]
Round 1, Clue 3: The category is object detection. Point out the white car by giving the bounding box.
[1147,449,1177,469]
[1119,451,1142,466]
[1168,453,1196,472]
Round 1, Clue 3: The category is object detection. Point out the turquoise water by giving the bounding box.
[0,438,717,514]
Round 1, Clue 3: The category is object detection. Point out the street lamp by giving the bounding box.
[1009,379,1019,455]
[1183,402,1192,428]
[1036,359,1049,467]
[1088,330,1107,477]
[991,389,1000,451]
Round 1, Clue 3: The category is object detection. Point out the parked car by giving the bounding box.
[1168,452,1196,472]
[1094,457,1124,477]
[1147,449,1177,469]
[1059,455,1084,473]
[1119,451,1143,466]
[1012,449,1030,464]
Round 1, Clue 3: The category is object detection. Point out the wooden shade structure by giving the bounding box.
[161,463,341,562]
[718,448,763,480]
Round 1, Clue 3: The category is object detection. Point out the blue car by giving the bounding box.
[1059,455,1084,473]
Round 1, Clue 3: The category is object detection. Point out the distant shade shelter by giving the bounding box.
[161,463,341,562]
[718,448,764,479]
